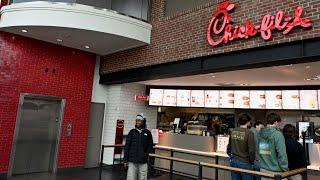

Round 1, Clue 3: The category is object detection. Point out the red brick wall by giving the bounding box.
[101,0,320,74]
[0,32,96,172]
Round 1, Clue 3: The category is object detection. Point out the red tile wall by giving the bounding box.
[101,0,320,74]
[0,32,96,173]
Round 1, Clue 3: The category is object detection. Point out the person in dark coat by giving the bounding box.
[124,113,154,180]
[283,124,307,180]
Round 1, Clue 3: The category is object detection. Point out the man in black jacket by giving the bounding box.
[124,113,154,180]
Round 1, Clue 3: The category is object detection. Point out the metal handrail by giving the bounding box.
[149,153,308,180]
[100,145,307,180]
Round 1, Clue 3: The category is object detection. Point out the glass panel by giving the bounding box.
[9,0,150,22]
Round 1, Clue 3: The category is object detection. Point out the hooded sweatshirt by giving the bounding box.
[258,126,288,172]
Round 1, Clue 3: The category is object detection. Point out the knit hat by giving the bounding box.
[136,113,146,121]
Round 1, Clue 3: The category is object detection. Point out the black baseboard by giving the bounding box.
[57,166,85,174]
[0,173,7,180]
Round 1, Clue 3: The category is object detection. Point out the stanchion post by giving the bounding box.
[302,170,308,180]
[274,174,282,180]
[147,155,150,179]
[215,156,219,180]
[169,149,174,180]
[99,145,105,180]
[169,158,173,180]
[198,163,203,180]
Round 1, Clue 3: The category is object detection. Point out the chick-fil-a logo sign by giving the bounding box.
[207,1,312,47]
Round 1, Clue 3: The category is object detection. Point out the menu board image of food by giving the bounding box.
[191,90,205,107]
[205,90,219,108]
[177,90,191,107]
[266,90,282,109]
[219,90,234,108]
[250,91,266,109]
[162,89,177,106]
[300,90,318,110]
[149,89,164,106]
[282,90,300,110]
[234,91,250,109]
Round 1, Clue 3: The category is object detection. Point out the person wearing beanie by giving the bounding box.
[124,113,154,180]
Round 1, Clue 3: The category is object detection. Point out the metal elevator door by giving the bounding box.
[11,96,63,175]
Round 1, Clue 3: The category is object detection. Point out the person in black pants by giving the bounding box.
[124,113,154,180]
[283,124,307,180]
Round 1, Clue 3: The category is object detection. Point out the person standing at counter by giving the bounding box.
[258,113,288,180]
[283,124,306,180]
[124,113,154,180]
[228,113,256,180]
[251,121,265,180]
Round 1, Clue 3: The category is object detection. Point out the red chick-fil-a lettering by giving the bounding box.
[207,1,312,47]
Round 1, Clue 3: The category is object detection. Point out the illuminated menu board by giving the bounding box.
[149,88,320,111]
[282,90,300,110]
[250,91,266,109]
[204,90,219,108]
[191,90,205,107]
[300,90,318,110]
[234,91,250,109]
[266,90,282,109]
[219,90,234,108]
[162,89,177,106]
[149,89,164,106]
[177,90,191,107]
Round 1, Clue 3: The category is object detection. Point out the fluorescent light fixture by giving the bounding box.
[56,39,63,42]
[21,29,28,33]
[85,45,90,49]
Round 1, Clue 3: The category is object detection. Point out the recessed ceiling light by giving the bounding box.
[56,39,63,42]
[285,64,293,67]
[85,45,90,49]
[240,83,249,86]
[21,29,28,33]
[306,66,311,69]
[305,78,312,81]
[211,75,216,78]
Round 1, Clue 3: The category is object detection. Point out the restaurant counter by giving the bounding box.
[154,133,230,179]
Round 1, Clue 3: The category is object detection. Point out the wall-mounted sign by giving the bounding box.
[300,90,318,110]
[191,90,205,107]
[149,89,164,106]
[266,90,282,109]
[219,90,234,108]
[177,90,191,107]
[207,1,312,47]
[234,90,250,109]
[135,95,149,102]
[163,89,177,106]
[282,90,300,110]
[205,90,219,108]
[250,90,266,109]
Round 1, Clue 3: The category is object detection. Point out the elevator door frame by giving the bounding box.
[8,93,66,177]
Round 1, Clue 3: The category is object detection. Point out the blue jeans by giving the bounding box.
[253,161,261,180]
[230,157,254,180]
